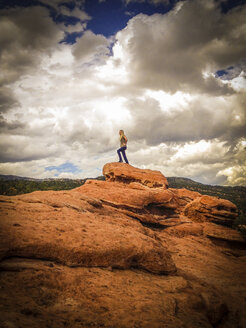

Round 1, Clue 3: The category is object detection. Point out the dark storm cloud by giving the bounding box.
[222,92,246,143]
[0,151,51,163]
[0,116,26,131]
[0,87,19,113]
[0,137,57,163]
[0,119,63,162]
[0,6,64,86]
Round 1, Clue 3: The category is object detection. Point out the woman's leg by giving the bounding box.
[121,146,129,164]
[117,148,123,162]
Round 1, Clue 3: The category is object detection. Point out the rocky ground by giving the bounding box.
[0,163,245,328]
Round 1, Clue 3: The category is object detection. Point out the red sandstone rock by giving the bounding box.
[0,163,245,328]
[78,179,179,210]
[184,195,238,226]
[164,222,204,237]
[76,179,153,208]
[75,179,180,226]
[103,162,169,188]
[0,191,176,275]
[164,221,245,244]
[203,222,246,243]
[170,188,201,209]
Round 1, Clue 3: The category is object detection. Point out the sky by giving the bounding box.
[0,0,246,185]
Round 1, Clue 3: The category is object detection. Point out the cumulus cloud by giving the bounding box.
[115,0,246,94]
[60,22,87,34]
[60,5,91,21]
[125,91,246,146]
[72,30,110,63]
[126,95,230,144]
[0,0,245,186]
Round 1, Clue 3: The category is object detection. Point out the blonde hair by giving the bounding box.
[119,129,124,135]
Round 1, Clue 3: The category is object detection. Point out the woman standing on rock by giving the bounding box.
[117,130,129,164]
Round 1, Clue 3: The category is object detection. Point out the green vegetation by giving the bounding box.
[0,179,85,195]
[0,176,105,196]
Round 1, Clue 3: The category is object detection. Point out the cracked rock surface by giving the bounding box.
[0,162,245,328]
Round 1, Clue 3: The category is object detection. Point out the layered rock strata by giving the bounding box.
[0,162,245,328]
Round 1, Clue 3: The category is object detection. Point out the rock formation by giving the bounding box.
[103,162,169,188]
[184,195,238,226]
[0,162,245,328]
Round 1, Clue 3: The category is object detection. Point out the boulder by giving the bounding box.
[184,195,238,226]
[103,162,169,189]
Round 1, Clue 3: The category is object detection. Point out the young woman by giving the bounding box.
[117,130,129,164]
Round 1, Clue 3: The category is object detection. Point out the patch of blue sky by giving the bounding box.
[1,0,244,21]
[215,69,228,78]
[85,0,131,37]
[0,0,38,10]
[45,162,82,174]
[2,0,244,43]
[220,0,246,14]
[49,11,83,44]
[60,31,83,44]
[85,0,176,37]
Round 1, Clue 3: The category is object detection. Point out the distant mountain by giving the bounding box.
[167,177,204,186]
[0,174,42,181]
[0,174,105,182]
[167,176,246,189]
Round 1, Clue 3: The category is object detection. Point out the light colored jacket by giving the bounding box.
[120,134,127,147]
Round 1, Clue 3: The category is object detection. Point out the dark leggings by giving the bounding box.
[117,146,129,163]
